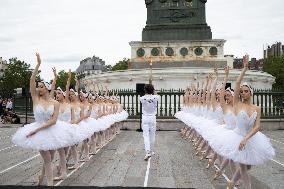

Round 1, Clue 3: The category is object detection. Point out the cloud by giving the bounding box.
[0,36,14,43]
[45,55,82,63]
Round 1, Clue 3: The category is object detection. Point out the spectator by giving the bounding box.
[6,98,13,111]
[1,110,20,124]
[0,97,3,117]
[2,98,7,110]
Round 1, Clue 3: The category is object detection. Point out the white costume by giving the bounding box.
[140,95,159,154]
[12,104,77,150]
[12,93,129,152]
[175,105,275,166]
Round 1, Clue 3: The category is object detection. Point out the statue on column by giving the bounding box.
[143,0,212,41]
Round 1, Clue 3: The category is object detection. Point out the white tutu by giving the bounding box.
[12,120,78,151]
[179,107,276,165]
[12,103,128,151]
[95,116,111,132]
[76,119,98,140]
[210,129,275,165]
[114,110,128,122]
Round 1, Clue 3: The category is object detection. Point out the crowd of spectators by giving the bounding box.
[0,97,20,125]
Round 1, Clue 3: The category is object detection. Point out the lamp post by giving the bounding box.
[149,59,153,84]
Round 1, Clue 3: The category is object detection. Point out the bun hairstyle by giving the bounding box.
[241,82,253,95]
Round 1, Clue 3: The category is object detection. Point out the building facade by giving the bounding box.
[76,55,107,77]
[264,42,284,59]
[0,57,8,78]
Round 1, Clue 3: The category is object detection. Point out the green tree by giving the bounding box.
[112,58,129,71]
[105,65,113,71]
[263,55,284,90]
[55,70,76,90]
[0,58,35,97]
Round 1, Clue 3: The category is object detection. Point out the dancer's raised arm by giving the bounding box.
[205,74,212,105]
[95,83,100,94]
[100,83,104,95]
[30,53,41,100]
[93,82,98,94]
[75,76,79,93]
[234,55,249,105]
[50,67,58,99]
[65,69,72,102]
[220,66,229,108]
[105,86,109,96]
[210,68,219,109]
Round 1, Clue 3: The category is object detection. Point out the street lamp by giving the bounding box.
[149,59,153,84]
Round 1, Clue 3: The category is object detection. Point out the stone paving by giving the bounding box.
[0,125,283,188]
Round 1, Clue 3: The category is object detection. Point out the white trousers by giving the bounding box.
[142,115,156,153]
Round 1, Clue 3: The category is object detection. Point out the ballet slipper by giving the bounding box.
[195,150,201,156]
[37,175,44,186]
[206,154,213,159]
[89,147,97,155]
[226,180,234,189]
[79,156,90,162]
[235,180,241,186]
[206,159,214,169]
[54,174,67,181]
[67,163,79,170]
[213,170,222,180]
[199,154,205,161]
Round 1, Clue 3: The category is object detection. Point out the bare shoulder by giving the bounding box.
[51,99,60,107]
[252,104,261,110]
[255,105,261,113]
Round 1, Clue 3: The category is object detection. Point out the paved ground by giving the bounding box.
[0,124,283,188]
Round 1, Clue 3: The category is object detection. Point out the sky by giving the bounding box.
[0,0,284,80]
